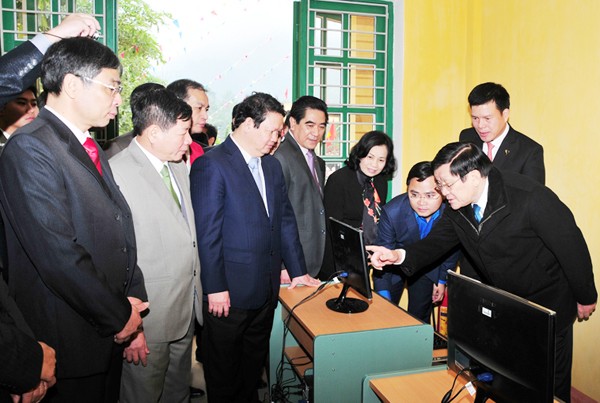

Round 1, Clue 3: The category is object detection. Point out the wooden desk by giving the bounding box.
[363,367,474,403]
[269,284,435,403]
[362,367,562,403]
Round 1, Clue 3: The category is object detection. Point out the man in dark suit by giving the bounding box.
[459,82,545,184]
[0,37,148,402]
[374,161,459,321]
[190,92,319,402]
[274,95,328,278]
[368,142,597,402]
[0,14,103,403]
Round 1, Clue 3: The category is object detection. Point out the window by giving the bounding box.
[293,0,394,177]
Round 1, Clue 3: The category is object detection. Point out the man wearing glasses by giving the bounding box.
[367,142,596,403]
[373,161,459,322]
[0,37,148,402]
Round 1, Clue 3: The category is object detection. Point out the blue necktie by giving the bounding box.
[473,204,482,223]
[248,157,264,198]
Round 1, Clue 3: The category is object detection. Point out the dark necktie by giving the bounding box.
[305,150,322,194]
[473,204,482,223]
[83,137,102,176]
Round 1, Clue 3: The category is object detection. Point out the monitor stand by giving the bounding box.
[326,283,369,313]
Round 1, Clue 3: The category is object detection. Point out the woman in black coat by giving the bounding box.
[321,130,396,278]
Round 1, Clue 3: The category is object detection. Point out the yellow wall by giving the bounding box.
[400,0,600,399]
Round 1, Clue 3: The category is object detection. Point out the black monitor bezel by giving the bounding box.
[446,271,556,403]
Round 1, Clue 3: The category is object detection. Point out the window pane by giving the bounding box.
[313,63,342,105]
[349,114,375,145]
[320,113,342,158]
[349,64,374,105]
[350,15,375,59]
[314,12,342,57]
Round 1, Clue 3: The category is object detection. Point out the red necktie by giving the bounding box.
[487,143,494,161]
[83,137,103,176]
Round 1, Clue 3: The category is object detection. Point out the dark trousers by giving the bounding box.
[45,343,123,403]
[554,325,573,403]
[201,300,275,403]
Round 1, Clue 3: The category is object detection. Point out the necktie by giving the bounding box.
[473,204,482,223]
[486,143,494,161]
[160,165,181,209]
[83,137,102,176]
[305,150,321,193]
[248,157,264,198]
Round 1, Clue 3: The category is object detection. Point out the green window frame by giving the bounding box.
[293,0,394,177]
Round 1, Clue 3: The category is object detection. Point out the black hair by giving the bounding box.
[204,123,218,139]
[467,82,510,111]
[166,79,206,101]
[231,92,285,130]
[132,87,192,136]
[285,95,328,126]
[431,142,492,179]
[406,161,434,186]
[346,130,396,176]
[41,37,121,94]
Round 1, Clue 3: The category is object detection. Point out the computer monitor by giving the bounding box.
[446,271,556,403]
[326,217,372,313]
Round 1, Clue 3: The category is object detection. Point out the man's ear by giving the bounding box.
[62,73,81,99]
[146,124,162,143]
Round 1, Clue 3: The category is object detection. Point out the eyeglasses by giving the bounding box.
[408,192,440,200]
[77,75,123,97]
[435,177,461,191]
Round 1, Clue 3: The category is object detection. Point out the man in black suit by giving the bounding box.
[368,142,597,402]
[0,37,148,402]
[0,14,100,403]
[459,82,545,184]
[274,96,328,279]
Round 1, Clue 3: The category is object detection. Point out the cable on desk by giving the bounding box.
[271,272,344,403]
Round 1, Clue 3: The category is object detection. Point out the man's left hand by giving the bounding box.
[289,274,320,289]
[123,330,149,366]
[577,302,596,320]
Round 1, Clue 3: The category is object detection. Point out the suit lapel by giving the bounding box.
[40,109,113,196]
[285,134,323,194]
[128,141,190,231]
[169,161,194,234]
[224,137,269,218]
[493,128,518,169]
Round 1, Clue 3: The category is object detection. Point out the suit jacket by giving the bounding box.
[190,136,307,309]
[323,165,388,229]
[274,134,326,277]
[109,141,202,342]
[103,131,134,159]
[401,168,597,330]
[0,41,43,108]
[376,193,459,284]
[459,126,545,184]
[0,278,42,398]
[0,108,147,378]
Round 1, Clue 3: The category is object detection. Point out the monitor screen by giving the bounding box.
[446,271,556,403]
[327,217,372,313]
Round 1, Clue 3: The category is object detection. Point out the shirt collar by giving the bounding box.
[133,137,166,174]
[44,105,91,145]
